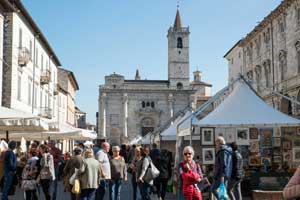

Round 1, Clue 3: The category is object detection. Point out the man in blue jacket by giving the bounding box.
[2,141,17,200]
[211,136,233,199]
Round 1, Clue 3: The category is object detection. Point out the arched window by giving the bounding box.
[295,41,300,73]
[146,102,150,107]
[142,101,145,108]
[177,37,183,48]
[177,82,183,89]
[263,60,271,88]
[151,102,155,108]
[255,65,262,92]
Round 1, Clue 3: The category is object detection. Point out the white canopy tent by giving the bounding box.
[159,111,192,141]
[191,80,300,129]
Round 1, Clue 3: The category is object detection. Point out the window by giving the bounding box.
[19,28,22,48]
[28,78,32,106]
[297,8,300,21]
[142,101,145,108]
[295,41,300,73]
[151,102,155,108]
[146,102,150,107]
[177,82,183,89]
[279,51,287,81]
[35,48,39,68]
[41,54,44,70]
[255,65,262,91]
[40,90,43,108]
[177,37,183,48]
[29,40,33,60]
[17,75,22,101]
[34,86,38,108]
[263,60,271,87]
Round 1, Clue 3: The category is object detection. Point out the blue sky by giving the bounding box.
[22,0,281,124]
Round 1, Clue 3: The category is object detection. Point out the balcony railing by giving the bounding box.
[39,107,53,119]
[18,47,30,67]
[40,69,51,85]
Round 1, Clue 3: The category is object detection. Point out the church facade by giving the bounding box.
[98,10,212,144]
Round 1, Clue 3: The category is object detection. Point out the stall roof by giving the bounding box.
[192,80,300,128]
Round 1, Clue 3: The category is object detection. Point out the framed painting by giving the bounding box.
[236,128,249,145]
[273,138,281,147]
[201,128,214,145]
[283,141,292,150]
[260,128,273,148]
[249,141,259,153]
[202,148,215,164]
[273,155,282,164]
[293,148,300,162]
[249,128,259,139]
[248,155,261,166]
[283,152,292,162]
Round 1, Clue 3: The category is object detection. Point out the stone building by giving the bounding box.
[225,0,300,118]
[0,0,60,121]
[75,106,86,129]
[98,10,212,144]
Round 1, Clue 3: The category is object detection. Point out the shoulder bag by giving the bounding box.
[143,158,160,184]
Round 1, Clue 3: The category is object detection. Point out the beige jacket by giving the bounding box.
[283,166,300,200]
[79,157,101,189]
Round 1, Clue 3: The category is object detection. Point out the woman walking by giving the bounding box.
[178,146,203,200]
[136,146,152,200]
[109,146,127,200]
[79,149,101,200]
[22,150,39,200]
[39,144,55,200]
[128,146,142,200]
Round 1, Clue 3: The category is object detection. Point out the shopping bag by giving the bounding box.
[217,182,228,200]
[72,179,80,194]
[69,168,79,185]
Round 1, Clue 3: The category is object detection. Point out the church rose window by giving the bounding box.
[177,37,183,48]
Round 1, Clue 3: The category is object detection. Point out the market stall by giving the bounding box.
[177,79,300,196]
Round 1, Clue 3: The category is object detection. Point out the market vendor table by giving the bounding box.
[252,190,283,200]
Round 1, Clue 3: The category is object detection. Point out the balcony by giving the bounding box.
[18,47,30,67]
[39,107,53,119]
[40,70,51,85]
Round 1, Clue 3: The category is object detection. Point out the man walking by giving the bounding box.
[95,142,111,200]
[211,136,233,200]
[2,141,17,200]
[49,140,62,200]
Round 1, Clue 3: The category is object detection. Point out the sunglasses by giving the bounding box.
[184,152,192,156]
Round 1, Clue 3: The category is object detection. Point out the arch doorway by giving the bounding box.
[141,117,155,137]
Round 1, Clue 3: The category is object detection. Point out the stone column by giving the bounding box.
[101,93,107,138]
[123,93,128,138]
[168,93,174,118]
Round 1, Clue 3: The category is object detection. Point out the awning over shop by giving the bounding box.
[192,80,300,129]
[0,106,49,132]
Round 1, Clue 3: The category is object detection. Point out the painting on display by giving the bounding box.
[249,128,259,139]
[226,131,236,143]
[273,128,281,137]
[202,148,215,164]
[236,128,249,145]
[261,157,272,166]
[260,128,273,148]
[273,155,282,164]
[297,128,300,136]
[248,155,261,166]
[283,152,292,162]
[215,128,225,139]
[293,148,300,162]
[273,138,281,147]
[201,128,214,145]
[273,147,282,155]
[283,141,292,150]
[293,139,300,147]
[249,141,259,153]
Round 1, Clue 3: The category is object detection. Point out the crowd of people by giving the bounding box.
[1,136,300,200]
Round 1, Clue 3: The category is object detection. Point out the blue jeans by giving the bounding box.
[81,188,96,200]
[227,178,242,200]
[138,182,151,200]
[96,180,108,200]
[211,179,228,200]
[109,178,123,200]
[131,174,138,200]
[52,166,59,200]
[2,171,14,200]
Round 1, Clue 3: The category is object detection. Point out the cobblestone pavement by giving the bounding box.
[7,178,176,200]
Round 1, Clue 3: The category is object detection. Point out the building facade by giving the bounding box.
[75,106,86,129]
[225,0,300,118]
[58,68,79,126]
[1,0,60,122]
[98,10,212,144]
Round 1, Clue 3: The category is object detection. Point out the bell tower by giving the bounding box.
[168,9,190,89]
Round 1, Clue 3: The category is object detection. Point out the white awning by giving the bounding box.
[0,106,49,132]
[193,80,300,128]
